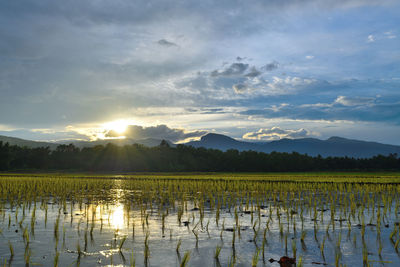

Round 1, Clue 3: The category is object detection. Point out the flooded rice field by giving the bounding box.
[0,174,400,266]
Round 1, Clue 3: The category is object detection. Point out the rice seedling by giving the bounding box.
[297,255,303,267]
[214,244,222,259]
[193,229,199,247]
[24,247,31,266]
[180,251,190,267]
[251,248,260,267]
[292,238,297,258]
[8,241,14,258]
[77,241,82,258]
[176,238,182,254]
[228,253,236,267]
[0,173,399,266]
[130,249,135,267]
[84,228,88,251]
[54,251,59,267]
[119,236,127,252]
[300,230,306,244]
[320,236,326,260]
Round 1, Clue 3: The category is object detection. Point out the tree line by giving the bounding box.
[0,141,399,172]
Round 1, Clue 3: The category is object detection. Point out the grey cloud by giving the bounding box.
[241,96,400,124]
[262,61,279,71]
[106,124,207,142]
[243,127,312,140]
[1,1,394,27]
[184,107,226,114]
[245,67,262,77]
[233,83,248,94]
[211,63,249,77]
[157,39,178,47]
[0,0,398,132]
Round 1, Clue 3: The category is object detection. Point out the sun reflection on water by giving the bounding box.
[110,204,125,230]
[109,182,126,230]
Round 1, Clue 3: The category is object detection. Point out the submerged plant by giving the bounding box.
[54,251,59,267]
[119,236,127,251]
[180,251,191,267]
[251,248,260,267]
[214,245,222,259]
[176,238,182,253]
[8,242,14,258]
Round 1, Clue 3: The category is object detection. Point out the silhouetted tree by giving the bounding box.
[0,141,399,172]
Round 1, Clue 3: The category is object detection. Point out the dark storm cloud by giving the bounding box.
[106,124,207,142]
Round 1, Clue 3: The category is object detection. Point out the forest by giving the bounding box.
[0,140,399,172]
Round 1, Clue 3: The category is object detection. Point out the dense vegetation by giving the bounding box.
[0,141,399,172]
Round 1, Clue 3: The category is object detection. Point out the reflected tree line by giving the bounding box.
[0,141,399,171]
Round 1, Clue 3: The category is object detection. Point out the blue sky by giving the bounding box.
[0,0,399,144]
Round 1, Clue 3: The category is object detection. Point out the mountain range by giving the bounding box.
[185,133,400,158]
[1,133,399,158]
[0,135,172,150]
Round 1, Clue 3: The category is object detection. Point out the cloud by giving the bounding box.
[243,127,313,141]
[384,31,397,39]
[367,34,375,43]
[157,39,178,47]
[240,93,400,124]
[0,0,399,145]
[106,124,207,143]
[211,63,249,77]
[233,83,248,94]
[265,76,317,93]
[262,61,279,71]
[334,95,375,106]
[245,67,262,77]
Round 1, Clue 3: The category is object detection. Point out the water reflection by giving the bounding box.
[88,182,128,231]
[109,180,126,230]
[110,204,125,230]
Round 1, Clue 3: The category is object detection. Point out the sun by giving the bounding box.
[104,119,129,134]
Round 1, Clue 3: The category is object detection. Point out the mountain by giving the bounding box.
[0,135,172,149]
[0,135,59,149]
[1,133,399,158]
[184,133,400,158]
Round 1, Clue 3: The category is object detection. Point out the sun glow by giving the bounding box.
[103,120,129,134]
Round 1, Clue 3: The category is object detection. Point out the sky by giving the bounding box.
[0,0,399,144]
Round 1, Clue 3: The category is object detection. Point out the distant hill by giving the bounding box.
[184,133,400,158]
[0,135,59,149]
[1,133,399,158]
[0,135,172,149]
